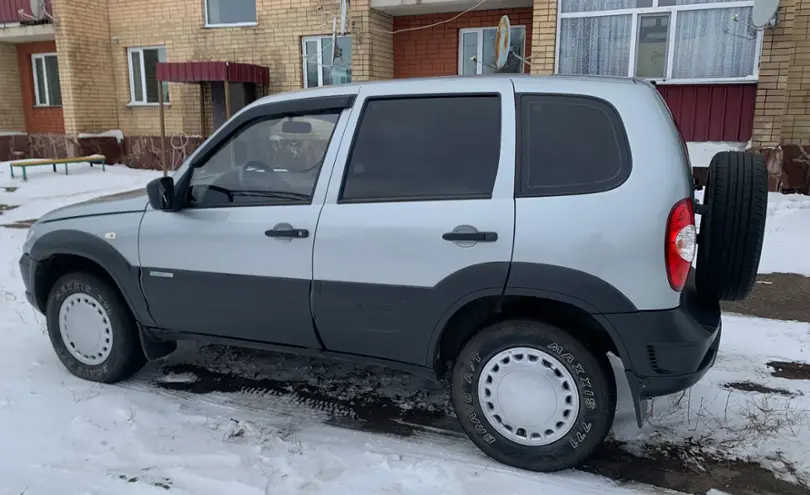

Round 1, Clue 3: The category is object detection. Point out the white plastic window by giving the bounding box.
[128,47,169,105]
[557,0,762,83]
[459,26,526,75]
[205,0,257,27]
[32,53,62,106]
[302,36,352,88]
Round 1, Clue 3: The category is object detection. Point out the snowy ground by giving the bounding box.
[1,164,810,494]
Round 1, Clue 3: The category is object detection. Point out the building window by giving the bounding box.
[302,36,352,88]
[557,0,761,83]
[128,47,169,105]
[205,0,257,27]
[32,53,62,107]
[459,26,526,75]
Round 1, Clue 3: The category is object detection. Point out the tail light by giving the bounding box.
[665,198,697,292]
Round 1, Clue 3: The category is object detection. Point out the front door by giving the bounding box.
[138,103,350,348]
[312,78,517,366]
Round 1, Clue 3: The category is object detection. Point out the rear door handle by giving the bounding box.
[265,228,309,239]
[442,232,498,242]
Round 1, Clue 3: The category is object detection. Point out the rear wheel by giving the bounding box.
[46,272,146,383]
[451,319,616,472]
[696,151,768,301]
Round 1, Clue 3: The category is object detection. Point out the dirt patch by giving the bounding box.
[581,440,810,495]
[724,381,796,396]
[1,186,17,193]
[118,474,172,490]
[0,204,19,214]
[723,273,810,323]
[155,363,455,438]
[768,361,810,380]
[1,219,36,229]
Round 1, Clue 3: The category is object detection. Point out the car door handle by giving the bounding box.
[265,228,309,239]
[442,232,498,242]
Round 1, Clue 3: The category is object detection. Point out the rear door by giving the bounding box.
[311,78,516,366]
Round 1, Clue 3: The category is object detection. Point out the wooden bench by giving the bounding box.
[8,154,107,181]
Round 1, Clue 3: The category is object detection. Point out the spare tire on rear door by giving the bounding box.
[695,150,768,301]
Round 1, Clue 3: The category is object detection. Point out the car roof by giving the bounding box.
[251,74,643,108]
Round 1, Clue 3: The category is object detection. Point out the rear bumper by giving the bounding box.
[19,253,39,310]
[605,273,721,417]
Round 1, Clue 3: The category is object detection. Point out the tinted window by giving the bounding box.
[188,113,339,207]
[517,94,630,196]
[341,96,501,202]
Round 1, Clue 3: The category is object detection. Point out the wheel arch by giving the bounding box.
[29,230,154,326]
[428,289,629,379]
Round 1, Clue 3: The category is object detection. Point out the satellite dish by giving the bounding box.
[752,0,779,27]
[29,0,45,19]
[494,15,511,70]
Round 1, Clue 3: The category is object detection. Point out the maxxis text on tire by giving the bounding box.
[451,319,617,472]
[46,272,146,383]
[696,151,768,302]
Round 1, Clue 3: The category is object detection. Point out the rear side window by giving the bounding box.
[517,94,631,197]
[340,95,501,202]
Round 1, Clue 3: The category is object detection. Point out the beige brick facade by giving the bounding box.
[45,0,394,138]
[51,0,118,136]
[529,0,556,75]
[752,0,810,147]
[0,42,25,132]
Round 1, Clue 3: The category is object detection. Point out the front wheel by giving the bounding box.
[46,272,146,383]
[451,319,616,472]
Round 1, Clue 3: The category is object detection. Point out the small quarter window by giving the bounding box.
[341,96,501,202]
[517,94,630,197]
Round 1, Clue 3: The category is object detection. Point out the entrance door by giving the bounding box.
[138,101,350,348]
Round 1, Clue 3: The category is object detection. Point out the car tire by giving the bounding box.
[696,150,768,301]
[451,319,616,472]
[46,272,146,383]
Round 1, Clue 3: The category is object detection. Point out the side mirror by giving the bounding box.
[146,177,175,211]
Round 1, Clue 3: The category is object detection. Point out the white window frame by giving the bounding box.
[457,26,527,75]
[127,46,168,106]
[301,35,352,88]
[32,52,60,107]
[555,0,764,84]
[204,0,258,28]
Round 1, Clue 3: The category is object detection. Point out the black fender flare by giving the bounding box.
[29,229,155,326]
[426,262,636,369]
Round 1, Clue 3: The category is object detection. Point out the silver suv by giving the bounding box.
[19,75,768,472]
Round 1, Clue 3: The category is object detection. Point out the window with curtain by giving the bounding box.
[557,0,760,82]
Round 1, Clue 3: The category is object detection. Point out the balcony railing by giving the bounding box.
[0,0,52,24]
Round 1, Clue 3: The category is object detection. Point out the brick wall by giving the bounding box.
[751,0,810,148]
[16,41,65,135]
[52,0,119,137]
[392,8,533,79]
[529,0,556,75]
[0,43,25,132]
[45,0,394,140]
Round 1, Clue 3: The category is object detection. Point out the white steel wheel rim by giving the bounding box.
[477,347,580,446]
[58,293,113,366]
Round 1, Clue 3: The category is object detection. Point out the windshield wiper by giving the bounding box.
[230,190,312,201]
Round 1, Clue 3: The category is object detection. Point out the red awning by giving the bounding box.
[156,61,269,85]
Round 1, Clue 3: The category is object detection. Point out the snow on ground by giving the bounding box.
[2,164,810,494]
[687,141,748,168]
[0,167,675,495]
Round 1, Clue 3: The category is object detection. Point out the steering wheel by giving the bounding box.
[238,160,278,189]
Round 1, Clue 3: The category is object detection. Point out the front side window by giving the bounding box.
[341,96,501,202]
[557,0,760,82]
[206,0,257,26]
[32,53,62,107]
[188,112,340,207]
[460,26,526,75]
[128,47,169,105]
[303,36,352,88]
